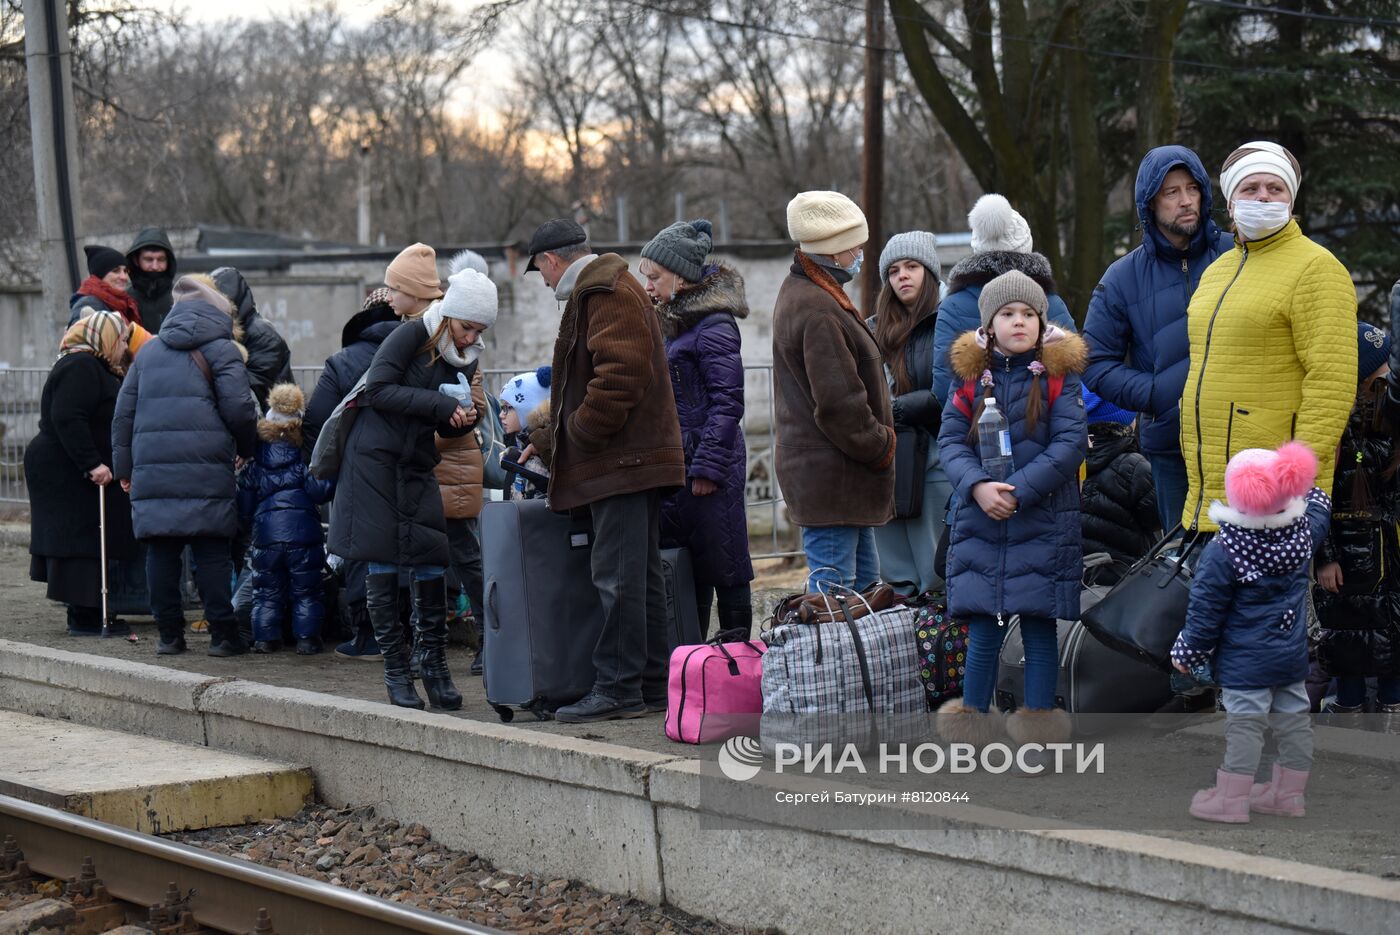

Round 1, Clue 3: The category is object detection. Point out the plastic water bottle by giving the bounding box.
[978,397,1013,481]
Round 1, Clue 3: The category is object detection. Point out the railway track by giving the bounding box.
[0,793,506,934]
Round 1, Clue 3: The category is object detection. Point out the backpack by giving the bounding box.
[952,372,1065,420]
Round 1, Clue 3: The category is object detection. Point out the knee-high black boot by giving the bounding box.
[367,572,424,709]
[412,576,462,710]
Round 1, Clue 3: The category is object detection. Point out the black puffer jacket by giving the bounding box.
[125,228,177,334]
[867,306,939,519]
[1315,394,1400,679]
[325,319,477,567]
[211,267,292,410]
[303,304,399,456]
[1080,422,1159,567]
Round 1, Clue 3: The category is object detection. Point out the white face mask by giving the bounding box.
[1231,199,1291,242]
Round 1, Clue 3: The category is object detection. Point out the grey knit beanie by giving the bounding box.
[641,219,713,283]
[878,231,940,284]
[977,269,1048,329]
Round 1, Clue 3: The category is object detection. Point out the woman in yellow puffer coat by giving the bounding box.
[1178,141,1357,532]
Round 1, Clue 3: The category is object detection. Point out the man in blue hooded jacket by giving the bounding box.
[1083,145,1234,533]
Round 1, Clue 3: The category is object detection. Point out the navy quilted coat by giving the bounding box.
[111,299,258,539]
[937,330,1088,621]
[303,305,398,456]
[931,251,1077,407]
[1081,145,1234,456]
[657,266,754,588]
[1177,490,1331,690]
[237,438,334,548]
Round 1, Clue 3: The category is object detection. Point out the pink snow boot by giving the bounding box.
[1188,769,1253,824]
[1248,763,1309,817]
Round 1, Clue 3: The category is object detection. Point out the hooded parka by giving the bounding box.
[211,267,293,410]
[125,228,177,334]
[111,300,258,540]
[1081,146,1235,456]
[656,264,754,589]
[938,330,1089,621]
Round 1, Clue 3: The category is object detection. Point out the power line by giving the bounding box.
[1189,0,1400,30]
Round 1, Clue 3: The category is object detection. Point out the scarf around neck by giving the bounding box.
[420,301,482,369]
[77,275,142,325]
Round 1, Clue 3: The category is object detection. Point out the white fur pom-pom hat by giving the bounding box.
[968,193,1034,254]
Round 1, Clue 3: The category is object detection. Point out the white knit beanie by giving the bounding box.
[1220,141,1301,205]
[499,367,552,422]
[786,191,869,255]
[439,268,498,329]
[968,194,1033,254]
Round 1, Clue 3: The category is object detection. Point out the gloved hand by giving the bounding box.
[439,371,471,401]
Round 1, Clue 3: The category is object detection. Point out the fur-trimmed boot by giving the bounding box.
[1189,770,1253,823]
[935,698,1006,748]
[1006,707,1072,777]
[1248,764,1309,817]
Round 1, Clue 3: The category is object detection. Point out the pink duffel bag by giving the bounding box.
[664,638,767,744]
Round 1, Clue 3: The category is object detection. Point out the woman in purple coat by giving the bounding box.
[639,220,755,636]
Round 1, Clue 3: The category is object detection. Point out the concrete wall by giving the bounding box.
[2,639,1397,935]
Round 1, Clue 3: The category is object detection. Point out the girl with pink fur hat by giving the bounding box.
[1170,441,1331,823]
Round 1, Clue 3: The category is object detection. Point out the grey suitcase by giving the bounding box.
[481,499,701,722]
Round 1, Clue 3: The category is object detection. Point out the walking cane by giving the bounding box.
[99,482,109,639]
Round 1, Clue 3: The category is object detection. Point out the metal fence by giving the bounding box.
[3,363,799,560]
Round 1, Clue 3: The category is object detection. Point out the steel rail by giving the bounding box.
[0,793,506,935]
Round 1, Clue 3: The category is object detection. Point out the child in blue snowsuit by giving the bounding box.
[238,382,334,654]
[935,269,1088,758]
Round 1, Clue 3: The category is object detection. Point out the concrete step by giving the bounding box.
[0,711,312,834]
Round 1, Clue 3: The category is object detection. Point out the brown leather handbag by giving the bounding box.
[769,582,898,627]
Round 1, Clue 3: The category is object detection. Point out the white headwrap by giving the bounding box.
[1220,141,1300,205]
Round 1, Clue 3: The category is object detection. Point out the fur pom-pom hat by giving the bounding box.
[258,383,305,444]
[968,193,1034,254]
[1220,442,1318,520]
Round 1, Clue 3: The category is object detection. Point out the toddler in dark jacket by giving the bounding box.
[1172,441,1330,823]
[498,367,552,501]
[1080,386,1159,574]
[238,383,335,654]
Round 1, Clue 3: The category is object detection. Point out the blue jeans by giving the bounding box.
[1336,676,1400,708]
[961,615,1059,712]
[368,563,445,581]
[1149,450,1188,533]
[801,526,879,592]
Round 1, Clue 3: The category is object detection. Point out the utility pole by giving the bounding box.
[356,141,372,245]
[24,0,83,341]
[860,0,885,313]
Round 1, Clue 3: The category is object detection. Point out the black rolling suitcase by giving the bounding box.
[993,586,1171,727]
[481,499,700,722]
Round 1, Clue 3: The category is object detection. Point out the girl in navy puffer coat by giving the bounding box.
[935,270,1087,755]
[238,383,334,654]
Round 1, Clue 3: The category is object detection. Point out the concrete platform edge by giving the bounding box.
[1,640,1397,934]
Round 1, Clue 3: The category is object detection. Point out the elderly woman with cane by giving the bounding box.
[25,311,140,636]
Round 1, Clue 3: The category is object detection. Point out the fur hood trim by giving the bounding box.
[948,327,1087,382]
[257,418,302,446]
[947,250,1057,296]
[657,264,749,339]
[1208,496,1307,530]
[526,399,551,432]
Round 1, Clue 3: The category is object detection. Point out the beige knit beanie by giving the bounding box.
[786,191,869,255]
[172,273,234,318]
[385,242,444,300]
[977,269,1048,329]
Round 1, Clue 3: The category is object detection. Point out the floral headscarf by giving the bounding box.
[57,309,130,376]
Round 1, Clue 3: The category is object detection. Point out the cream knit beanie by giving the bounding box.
[968,194,1034,254]
[786,191,869,255]
[385,242,444,300]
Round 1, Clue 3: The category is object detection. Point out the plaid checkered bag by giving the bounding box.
[760,591,928,754]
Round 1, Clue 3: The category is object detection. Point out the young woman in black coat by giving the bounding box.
[25,311,139,634]
[326,268,495,710]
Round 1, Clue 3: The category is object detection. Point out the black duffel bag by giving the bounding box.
[1080,525,1207,673]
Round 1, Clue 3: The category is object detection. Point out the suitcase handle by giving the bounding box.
[487,579,499,629]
